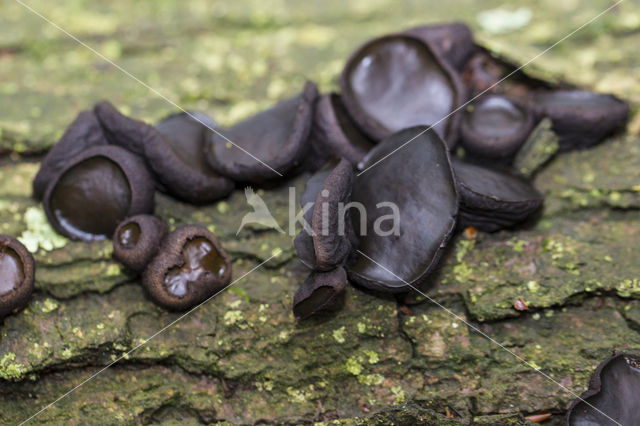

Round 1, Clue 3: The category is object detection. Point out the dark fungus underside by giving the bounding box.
[205,81,317,182]
[50,156,132,240]
[532,90,629,151]
[347,126,458,292]
[309,93,374,166]
[94,101,234,203]
[312,159,354,271]
[341,35,460,144]
[452,158,543,232]
[293,267,347,321]
[155,113,219,177]
[568,353,640,426]
[294,169,332,269]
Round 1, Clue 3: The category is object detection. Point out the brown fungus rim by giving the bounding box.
[566,351,640,426]
[112,214,168,273]
[142,225,232,311]
[94,101,234,204]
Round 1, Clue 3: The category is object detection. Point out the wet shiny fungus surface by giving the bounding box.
[164,237,228,297]
[50,156,132,240]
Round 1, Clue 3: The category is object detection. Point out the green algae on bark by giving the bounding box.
[536,135,640,214]
[2,0,640,422]
[437,210,640,321]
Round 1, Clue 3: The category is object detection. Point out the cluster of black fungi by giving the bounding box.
[0,22,634,416]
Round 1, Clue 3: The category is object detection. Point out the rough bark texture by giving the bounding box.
[1,0,640,424]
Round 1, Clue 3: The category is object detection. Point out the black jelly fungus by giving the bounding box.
[142,225,231,311]
[0,235,35,318]
[43,145,155,241]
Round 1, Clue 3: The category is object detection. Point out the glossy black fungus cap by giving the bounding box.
[460,95,535,160]
[308,93,374,167]
[33,110,108,200]
[112,215,167,273]
[340,34,465,149]
[293,267,347,321]
[43,145,155,241]
[204,81,318,183]
[452,158,543,232]
[404,22,474,70]
[0,235,35,318]
[567,352,640,426]
[532,90,629,151]
[94,101,234,203]
[347,126,458,293]
[142,225,231,311]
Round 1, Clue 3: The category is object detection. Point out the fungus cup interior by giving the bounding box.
[0,247,24,296]
[49,156,132,240]
[347,126,458,292]
[164,237,228,298]
[117,222,141,249]
[463,96,532,153]
[341,35,461,144]
[568,353,640,426]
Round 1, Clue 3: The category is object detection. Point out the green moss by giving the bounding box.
[0,353,26,381]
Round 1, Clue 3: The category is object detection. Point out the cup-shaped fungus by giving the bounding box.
[142,225,231,311]
[294,159,355,271]
[112,215,167,273]
[94,102,234,203]
[347,126,458,293]
[403,22,474,70]
[43,145,155,241]
[531,90,629,151]
[293,267,347,321]
[33,110,109,200]
[567,352,640,426]
[340,34,465,148]
[460,95,535,160]
[0,236,35,318]
[204,81,319,183]
[308,93,374,167]
[452,158,543,232]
